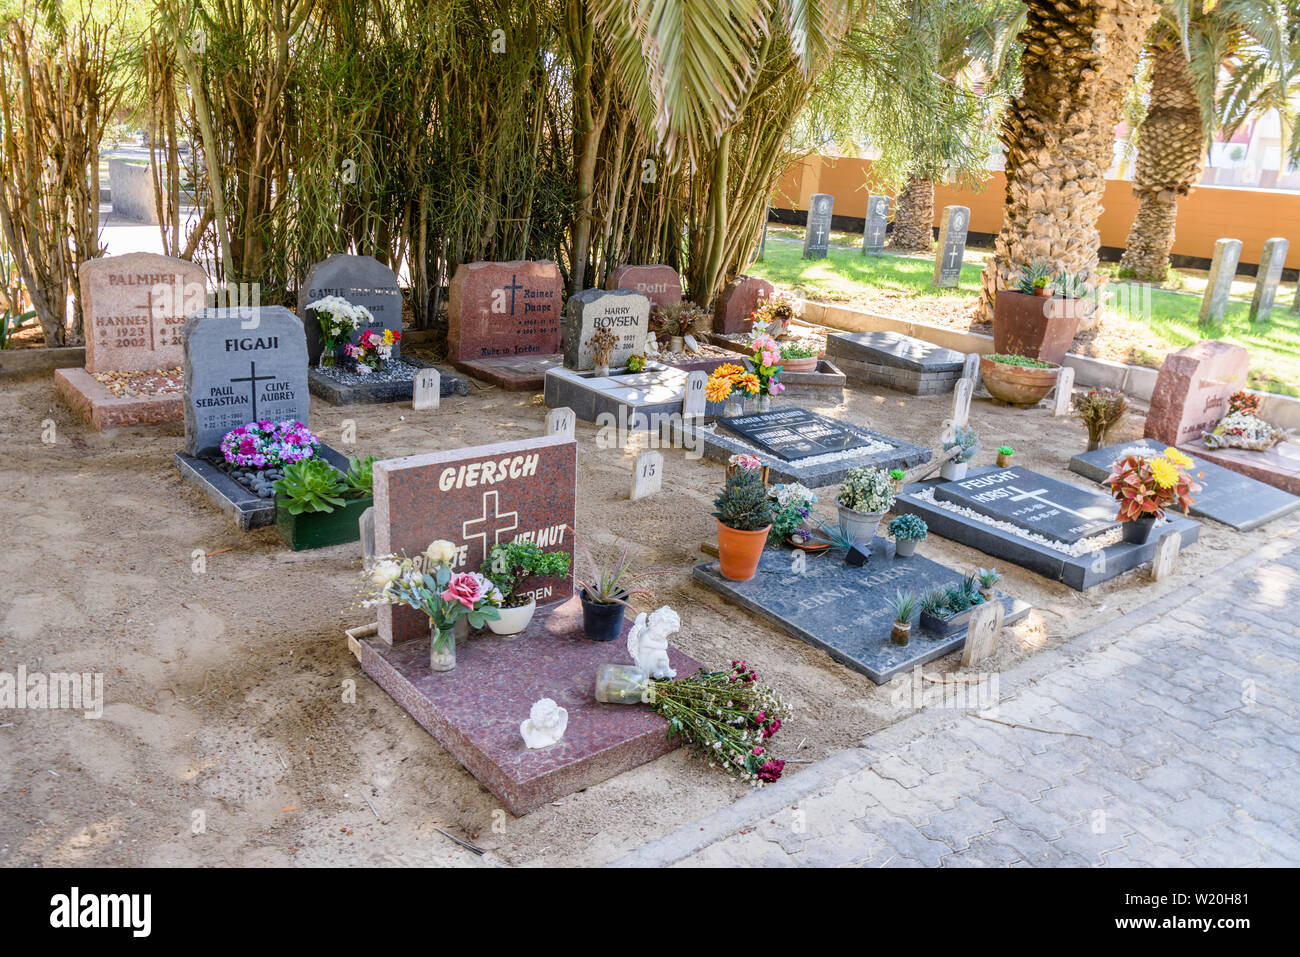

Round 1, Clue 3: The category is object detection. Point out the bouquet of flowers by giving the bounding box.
[747,332,786,397]
[706,362,760,405]
[647,660,789,785]
[768,482,817,541]
[306,295,375,367]
[1105,447,1200,521]
[362,540,501,656]
[748,291,796,337]
[345,328,401,373]
[220,420,320,469]
[1227,389,1262,417]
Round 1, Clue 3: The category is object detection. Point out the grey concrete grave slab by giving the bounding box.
[544,360,725,429]
[826,330,964,396]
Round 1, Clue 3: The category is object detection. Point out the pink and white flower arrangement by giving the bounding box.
[307,295,374,367]
[728,453,762,471]
[747,332,783,396]
[220,420,320,469]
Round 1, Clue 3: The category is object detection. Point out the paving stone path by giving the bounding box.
[618,538,1300,867]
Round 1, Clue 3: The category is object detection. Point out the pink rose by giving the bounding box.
[441,573,484,610]
[762,350,778,366]
[770,381,785,395]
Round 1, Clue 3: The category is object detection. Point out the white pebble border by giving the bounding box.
[699,423,895,468]
[913,488,1128,557]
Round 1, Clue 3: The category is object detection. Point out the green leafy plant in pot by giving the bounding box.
[482,541,572,636]
[713,469,774,581]
[889,590,916,646]
[273,455,375,550]
[836,466,895,546]
[888,513,927,558]
[575,537,647,641]
[941,426,979,480]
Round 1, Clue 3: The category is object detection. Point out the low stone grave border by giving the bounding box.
[307,356,467,406]
[895,467,1201,591]
[54,367,183,430]
[545,360,726,428]
[175,443,352,530]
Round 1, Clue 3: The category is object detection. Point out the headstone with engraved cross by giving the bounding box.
[447,260,564,363]
[182,306,310,457]
[862,195,890,256]
[933,205,970,287]
[803,193,834,260]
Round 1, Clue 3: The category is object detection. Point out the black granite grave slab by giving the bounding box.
[826,331,965,396]
[895,466,1201,591]
[934,466,1119,544]
[1068,439,1300,533]
[307,357,468,406]
[175,443,351,530]
[693,538,1031,683]
[718,407,871,461]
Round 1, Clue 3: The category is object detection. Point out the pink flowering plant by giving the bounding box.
[645,660,790,785]
[748,332,785,396]
[361,540,500,653]
[220,420,320,469]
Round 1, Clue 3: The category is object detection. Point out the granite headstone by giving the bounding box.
[803,193,834,260]
[562,288,651,371]
[447,260,564,362]
[862,194,890,255]
[713,275,774,334]
[1249,237,1288,322]
[298,254,402,363]
[606,264,682,307]
[719,407,871,462]
[934,467,1118,544]
[1144,340,1249,446]
[933,205,970,287]
[81,252,208,374]
[1199,238,1242,326]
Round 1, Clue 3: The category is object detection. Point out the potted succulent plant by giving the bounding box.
[836,466,895,546]
[1104,447,1200,545]
[575,538,646,641]
[991,261,1088,364]
[1075,387,1130,451]
[713,469,774,581]
[996,445,1015,467]
[889,467,907,494]
[888,513,928,558]
[980,353,1060,407]
[919,576,988,638]
[273,455,376,550]
[626,353,647,373]
[809,520,872,566]
[889,591,916,646]
[975,568,1003,602]
[941,426,979,480]
[482,541,572,635]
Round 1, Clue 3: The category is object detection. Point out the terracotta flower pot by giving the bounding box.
[717,519,770,581]
[980,356,1060,407]
[781,356,818,373]
[992,289,1084,365]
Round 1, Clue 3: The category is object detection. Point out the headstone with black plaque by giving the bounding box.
[933,205,970,287]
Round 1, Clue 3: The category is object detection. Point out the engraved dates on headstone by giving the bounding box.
[718,408,872,462]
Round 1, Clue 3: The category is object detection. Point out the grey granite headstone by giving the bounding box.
[933,205,970,287]
[803,193,834,260]
[692,539,1030,684]
[1200,238,1242,326]
[862,195,890,255]
[1068,438,1300,532]
[934,467,1118,544]
[183,306,310,457]
[828,331,964,372]
[1249,237,1288,322]
[562,288,650,371]
[298,254,402,362]
[630,449,663,501]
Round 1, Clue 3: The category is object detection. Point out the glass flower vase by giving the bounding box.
[756,393,772,412]
[430,624,456,673]
[723,394,745,417]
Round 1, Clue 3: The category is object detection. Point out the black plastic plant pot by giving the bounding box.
[920,605,980,638]
[580,589,627,642]
[844,544,871,567]
[1122,516,1158,545]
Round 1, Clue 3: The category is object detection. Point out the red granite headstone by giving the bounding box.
[1144,340,1250,446]
[447,260,563,362]
[606,264,682,307]
[373,434,576,646]
[713,275,774,334]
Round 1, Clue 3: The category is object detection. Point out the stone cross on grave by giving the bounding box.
[230,361,277,420]
[502,274,524,315]
[462,490,519,554]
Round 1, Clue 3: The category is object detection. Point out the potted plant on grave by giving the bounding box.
[707,364,760,417]
[918,576,988,638]
[272,455,377,550]
[836,465,895,546]
[889,591,916,646]
[889,468,908,494]
[362,542,501,673]
[575,538,648,641]
[726,452,770,486]
[979,353,1060,407]
[626,353,647,373]
[1075,387,1130,451]
[975,568,1003,602]
[586,327,619,376]
[746,331,786,410]
[1103,447,1200,545]
[220,420,322,499]
[306,295,370,368]
[941,426,979,480]
[482,541,573,635]
[991,261,1085,364]
[768,482,818,546]
[996,445,1015,467]
[713,468,774,581]
[888,513,927,558]
[1052,270,1098,329]
[778,342,819,373]
[808,521,872,566]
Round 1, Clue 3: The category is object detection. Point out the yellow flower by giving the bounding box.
[737,372,761,395]
[705,377,732,402]
[1150,457,1179,489]
[1163,447,1193,468]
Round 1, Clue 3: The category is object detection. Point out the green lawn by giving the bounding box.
[749,235,1300,397]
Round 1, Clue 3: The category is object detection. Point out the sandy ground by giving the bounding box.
[0,355,1289,869]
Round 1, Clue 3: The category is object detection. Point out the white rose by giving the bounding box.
[425,540,457,565]
[371,560,402,588]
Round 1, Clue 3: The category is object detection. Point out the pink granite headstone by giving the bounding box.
[373,434,577,646]
[1144,340,1250,446]
[81,253,207,373]
[606,264,682,307]
[447,260,563,362]
[713,275,774,334]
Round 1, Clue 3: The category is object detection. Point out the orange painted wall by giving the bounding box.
[773,155,1300,266]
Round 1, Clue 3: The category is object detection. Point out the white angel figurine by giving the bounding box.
[520,698,568,749]
[627,606,680,680]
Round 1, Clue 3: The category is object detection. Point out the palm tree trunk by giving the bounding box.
[978,0,1162,321]
[891,175,934,252]
[1119,42,1205,281]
